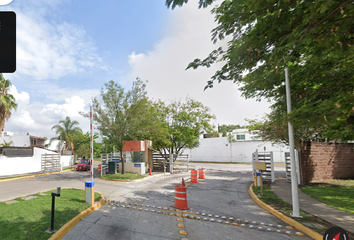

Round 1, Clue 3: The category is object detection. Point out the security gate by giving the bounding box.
[100,152,121,177]
[152,153,189,173]
[41,154,60,173]
[285,151,301,184]
[252,150,275,182]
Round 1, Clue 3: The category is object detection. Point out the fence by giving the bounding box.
[285,151,301,184]
[252,150,275,182]
[41,154,61,173]
[99,152,121,177]
[152,153,189,173]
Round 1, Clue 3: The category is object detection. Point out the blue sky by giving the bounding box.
[0,0,271,138]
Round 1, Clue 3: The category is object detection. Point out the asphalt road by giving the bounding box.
[1,164,310,239]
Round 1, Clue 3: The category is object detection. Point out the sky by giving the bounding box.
[0,0,271,139]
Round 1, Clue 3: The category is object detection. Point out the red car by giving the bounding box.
[76,160,91,171]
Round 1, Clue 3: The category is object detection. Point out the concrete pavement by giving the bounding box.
[3,163,351,239]
[62,170,309,240]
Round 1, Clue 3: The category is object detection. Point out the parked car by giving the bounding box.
[76,160,91,171]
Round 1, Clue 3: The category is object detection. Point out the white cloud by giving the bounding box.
[0,0,13,5]
[127,1,271,125]
[0,1,104,138]
[9,85,29,106]
[0,0,109,82]
[5,85,92,138]
[14,12,107,80]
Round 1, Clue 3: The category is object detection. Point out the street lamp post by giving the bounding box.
[285,67,301,217]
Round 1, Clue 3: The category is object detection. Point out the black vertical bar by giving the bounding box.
[0,12,16,73]
[51,193,55,231]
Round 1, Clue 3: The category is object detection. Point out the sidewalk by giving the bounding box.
[271,178,354,234]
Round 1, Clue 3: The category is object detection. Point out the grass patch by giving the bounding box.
[300,180,354,215]
[0,189,101,240]
[0,176,22,181]
[103,172,145,181]
[252,185,333,235]
[62,166,75,171]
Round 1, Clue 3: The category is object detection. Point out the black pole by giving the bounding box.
[50,187,60,232]
[51,193,55,231]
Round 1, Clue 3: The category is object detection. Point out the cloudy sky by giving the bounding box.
[0,0,270,139]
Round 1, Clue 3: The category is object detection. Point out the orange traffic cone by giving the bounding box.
[174,179,188,210]
[191,169,198,183]
[149,168,152,175]
[198,168,205,179]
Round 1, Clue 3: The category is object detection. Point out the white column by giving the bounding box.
[285,67,300,217]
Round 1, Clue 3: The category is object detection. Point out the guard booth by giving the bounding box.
[119,140,153,174]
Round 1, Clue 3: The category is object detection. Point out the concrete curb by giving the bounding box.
[248,183,322,240]
[48,193,106,240]
[100,172,173,183]
[0,169,73,183]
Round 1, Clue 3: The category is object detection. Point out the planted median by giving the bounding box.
[0,189,101,240]
[102,173,145,181]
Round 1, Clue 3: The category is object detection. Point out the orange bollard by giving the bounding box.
[149,168,152,175]
[174,179,188,210]
[98,164,101,174]
[191,169,198,183]
[198,168,205,179]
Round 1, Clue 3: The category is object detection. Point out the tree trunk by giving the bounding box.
[120,150,125,174]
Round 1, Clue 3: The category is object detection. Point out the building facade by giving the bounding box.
[184,129,288,163]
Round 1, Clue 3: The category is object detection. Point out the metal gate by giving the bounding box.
[252,150,275,182]
[152,153,189,173]
[41,154,60,173]
[100,153,109,176]
[100,152,121,177]
[285,151,301,184]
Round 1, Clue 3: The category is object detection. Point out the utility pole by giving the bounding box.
[285,67,301,217]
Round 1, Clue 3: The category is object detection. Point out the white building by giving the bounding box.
[0,132,66,153]
[230,128,261,141]
[184,129,288,163]
[0,131,46,148]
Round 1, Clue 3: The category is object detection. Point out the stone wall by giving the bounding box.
[300,142,354,183]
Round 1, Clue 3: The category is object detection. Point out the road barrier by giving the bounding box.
[198,168,205,179]
[191,169,198,183]
[174,178,188,210]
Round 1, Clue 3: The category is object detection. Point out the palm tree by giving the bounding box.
[0,140,13,146]
[51,116,82,155]
[0,73,17,136]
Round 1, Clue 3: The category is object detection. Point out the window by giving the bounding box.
[236,135,245,140]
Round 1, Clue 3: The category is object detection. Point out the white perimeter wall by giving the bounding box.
[61,155,74,168]
[184,137,289,163]
[0,147,74,176]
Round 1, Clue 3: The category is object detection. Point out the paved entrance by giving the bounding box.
[62,169,310,240]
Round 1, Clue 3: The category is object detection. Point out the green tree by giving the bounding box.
[72,131,102,158]
[75,144,90,159]
[218,124,243,137]
[92,78,148,174]
[166,0,354,142]
[153,97,215,160]
[51,116,82,155]
[0,73,17,135]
